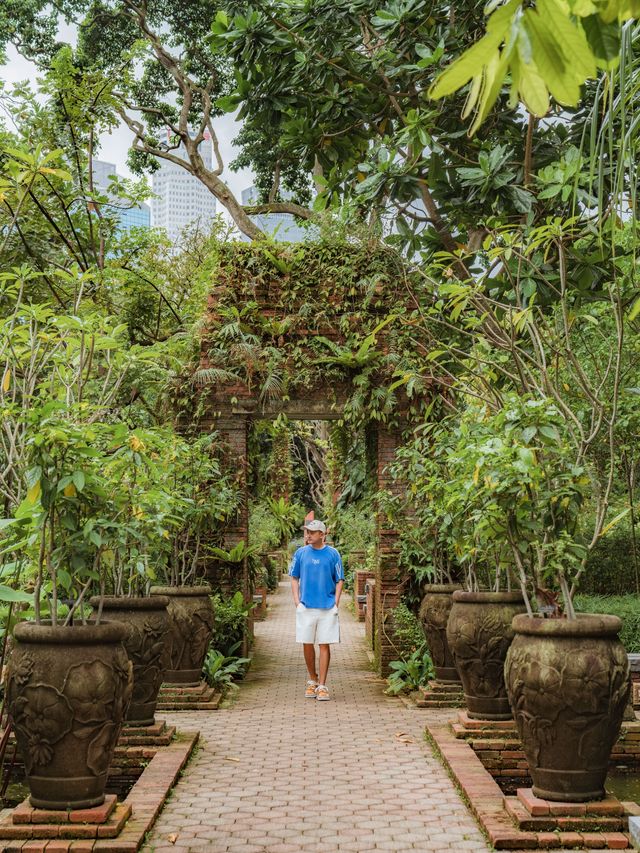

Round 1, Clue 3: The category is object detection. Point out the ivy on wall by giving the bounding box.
[198,239,434,426]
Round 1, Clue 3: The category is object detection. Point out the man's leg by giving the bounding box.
[318,644,331,685]
[303,643,318,681]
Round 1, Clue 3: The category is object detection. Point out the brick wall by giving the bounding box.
[365,579,376,649]
[375,426,405,677]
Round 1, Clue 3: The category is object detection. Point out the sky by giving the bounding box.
[0,30,255,206]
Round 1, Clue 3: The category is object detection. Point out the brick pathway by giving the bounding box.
[143,581,489,852]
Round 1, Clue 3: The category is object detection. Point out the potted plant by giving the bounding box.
[430,392,628,799]
[4,415,133,809]
[394,420,524,712]
[89,427,174,726]
[150,434,237,685]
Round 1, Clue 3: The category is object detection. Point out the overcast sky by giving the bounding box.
[0,31,255,205]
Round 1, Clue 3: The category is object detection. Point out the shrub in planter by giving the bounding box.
[150,434,240,684]
[414,394,629,797]
[3,416,134,809]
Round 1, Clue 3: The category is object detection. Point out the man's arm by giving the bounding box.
[335,579,344,607]
[291,575,301,606]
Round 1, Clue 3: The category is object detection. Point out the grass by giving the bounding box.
[575,594,640,653]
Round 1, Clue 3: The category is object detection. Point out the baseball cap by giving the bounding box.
[304,519,326,533]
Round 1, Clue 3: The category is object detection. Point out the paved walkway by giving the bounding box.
[144,581,489,852]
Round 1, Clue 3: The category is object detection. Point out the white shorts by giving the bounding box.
[295,604,340,644]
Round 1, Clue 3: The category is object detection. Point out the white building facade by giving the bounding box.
[151,134,217,243]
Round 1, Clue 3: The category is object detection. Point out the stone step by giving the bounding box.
[504,796,627,833]
[451,721,519,740]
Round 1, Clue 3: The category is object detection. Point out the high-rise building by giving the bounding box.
[150,132,217,243]
[91,159,150,231]
[240,186,308,242]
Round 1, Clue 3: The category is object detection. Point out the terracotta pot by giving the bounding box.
[89,595,170,726]
[505,613,630,802]
[150,585,214,685]
[419,583,462,683]
[6,621,132,810]
[446,590,526,720]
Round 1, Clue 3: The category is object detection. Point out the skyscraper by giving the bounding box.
[91,159,150,231]
[150,132,217,243]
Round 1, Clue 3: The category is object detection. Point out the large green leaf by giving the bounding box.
[525,10,581,105]
[515,52,550,115]
[0,585,33,603]
[429,32,505,99]
[537,0,596,79]
[582,14,621,68]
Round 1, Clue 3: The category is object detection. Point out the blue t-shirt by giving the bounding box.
[289,545,344,609]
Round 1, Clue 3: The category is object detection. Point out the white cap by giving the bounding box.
[304,520,326,533]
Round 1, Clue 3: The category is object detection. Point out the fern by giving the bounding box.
[193,366,241,386]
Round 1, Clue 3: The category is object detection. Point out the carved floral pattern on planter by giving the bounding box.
[419,592,455,670]
[505,640,629,770]
[447,609,514,699]
[11,685,73,772]
[7,650,132,776]
[126,615,168,704]
[167,601,214,670]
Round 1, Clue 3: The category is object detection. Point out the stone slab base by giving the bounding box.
[426,717,633,850]
[451,709,518,739]
[118,719,176,747]
[0,731,198,851]
[506,788,627,832]
[410,679,464,709]
[157,681,222,710]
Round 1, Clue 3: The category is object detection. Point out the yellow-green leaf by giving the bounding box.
[537,0,596,79]
[2,369,10,392]
[26,480,41,504]
[524,9,581,105]
[517,56,550,115]
[628,294,640,322]
[430,35,497,98]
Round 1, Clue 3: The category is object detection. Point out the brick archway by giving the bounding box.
[196,243,428,676]
[201,404,404,676]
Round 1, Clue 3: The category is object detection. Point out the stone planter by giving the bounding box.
[505,613,630,802]
[419,583,462,683]
[6,621,132,810]
[90,595,170,726]
[150,585,214,685]
[446,590,526,720]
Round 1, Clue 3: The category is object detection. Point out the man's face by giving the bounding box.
[305,528,324,546]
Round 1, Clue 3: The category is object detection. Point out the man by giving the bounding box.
[290,519,344,701]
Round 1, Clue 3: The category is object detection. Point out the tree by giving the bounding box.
[4,0,635,256]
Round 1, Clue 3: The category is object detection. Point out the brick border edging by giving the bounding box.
[0,731,200,852]
[425,720,632,851]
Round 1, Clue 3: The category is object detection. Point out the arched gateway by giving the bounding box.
[195,241,432,675]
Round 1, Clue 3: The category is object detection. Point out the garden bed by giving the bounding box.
[426,715,639,850]
[0,730,198,852]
